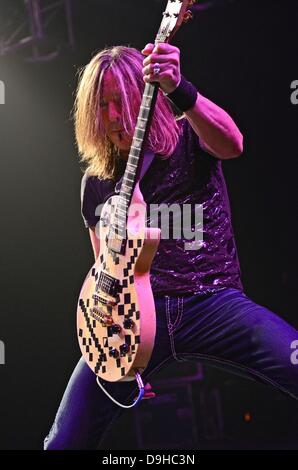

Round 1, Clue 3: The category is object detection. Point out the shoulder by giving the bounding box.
[80,172,114,228]
[81,172,98,197]
[174,117,205,156]
[175,117,202,150]
[80,172,114,202]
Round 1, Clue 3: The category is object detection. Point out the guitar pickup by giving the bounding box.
[96,271,120,297]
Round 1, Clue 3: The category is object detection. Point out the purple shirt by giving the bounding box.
[81,118,243,297]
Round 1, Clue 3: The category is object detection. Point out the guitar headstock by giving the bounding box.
[156,0,196,44]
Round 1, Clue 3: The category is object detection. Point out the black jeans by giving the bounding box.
[44,288,298,449]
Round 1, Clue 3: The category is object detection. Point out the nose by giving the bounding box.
[108,100,120,122]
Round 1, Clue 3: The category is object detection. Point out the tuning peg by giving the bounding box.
[183,10,194,23]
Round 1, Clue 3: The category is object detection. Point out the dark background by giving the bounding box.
[0,0,297,450]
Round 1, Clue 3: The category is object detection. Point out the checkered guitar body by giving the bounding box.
[77,182,160,382]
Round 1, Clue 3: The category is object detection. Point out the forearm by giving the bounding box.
[185,92,243,159]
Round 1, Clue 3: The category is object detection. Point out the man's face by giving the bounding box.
[100,70,132,158]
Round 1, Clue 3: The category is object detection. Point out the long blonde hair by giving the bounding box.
[74,45,182,180]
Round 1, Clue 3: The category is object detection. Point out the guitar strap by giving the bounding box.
[139,150,155,180]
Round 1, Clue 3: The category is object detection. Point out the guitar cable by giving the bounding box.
[96,370,145,408]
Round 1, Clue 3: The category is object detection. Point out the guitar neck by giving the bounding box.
[118,81,159,207]
[111,0,195,239]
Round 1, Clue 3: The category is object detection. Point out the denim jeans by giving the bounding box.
[44,288,298,449]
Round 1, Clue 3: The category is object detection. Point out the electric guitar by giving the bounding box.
[77,0,195,382]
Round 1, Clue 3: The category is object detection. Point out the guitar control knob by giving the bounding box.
[109,348,119,358]
[104,316,114,326]
[111,323,122,334]
[119,343,130,356]
[183,10,194,23]
[123,318,134,330]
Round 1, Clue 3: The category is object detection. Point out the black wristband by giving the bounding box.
[166,75,197,112]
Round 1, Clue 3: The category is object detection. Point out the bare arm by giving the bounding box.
[89,227,100,261]
[185,93,243,160]
[142,42,243,160]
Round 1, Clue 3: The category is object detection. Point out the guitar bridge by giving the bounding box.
[89,306,113,326]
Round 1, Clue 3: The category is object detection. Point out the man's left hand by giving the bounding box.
[142,43,181,94]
